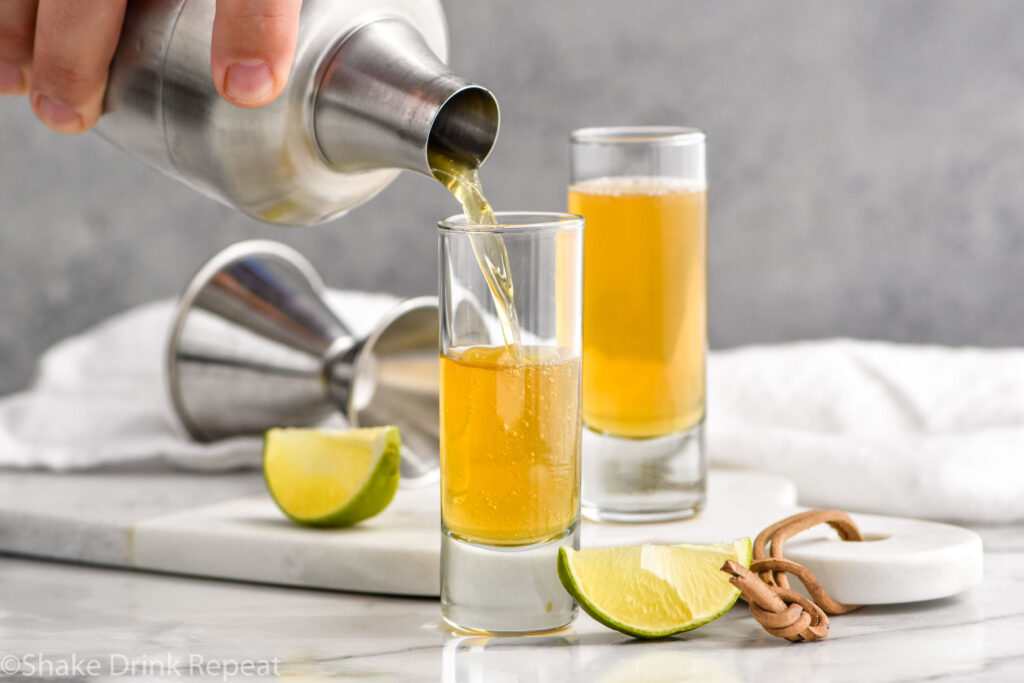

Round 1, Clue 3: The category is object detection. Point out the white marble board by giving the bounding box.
[0,467,981,603]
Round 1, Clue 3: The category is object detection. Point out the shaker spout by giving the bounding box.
[313,18,499,176]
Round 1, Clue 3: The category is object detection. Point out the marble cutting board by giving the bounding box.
[0,467,981,602]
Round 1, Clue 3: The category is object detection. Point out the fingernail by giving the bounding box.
[224,60,274,105]
[34,92,82,130]
[0,63,24,94]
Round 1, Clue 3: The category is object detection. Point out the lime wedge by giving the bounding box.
[558,538,752,639]
[263,426,401,527]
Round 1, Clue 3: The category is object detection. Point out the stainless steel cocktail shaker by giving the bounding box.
[97,0,499,226]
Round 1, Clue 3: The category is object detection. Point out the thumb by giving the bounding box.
[211,0,302,108]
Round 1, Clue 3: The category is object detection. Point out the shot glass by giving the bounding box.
[569,126,707,522]
[439,212,584,634]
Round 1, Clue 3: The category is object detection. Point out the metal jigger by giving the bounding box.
[166,240,440,485]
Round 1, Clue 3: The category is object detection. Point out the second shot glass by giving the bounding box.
[438,212,584,634]
[569,126,708,522]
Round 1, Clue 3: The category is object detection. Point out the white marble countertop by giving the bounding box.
[1,523,1022,682]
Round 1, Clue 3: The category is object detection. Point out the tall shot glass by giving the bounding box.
[569,126,707,522]
[439,212,584,633]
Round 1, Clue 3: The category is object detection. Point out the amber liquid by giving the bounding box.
[440,345,581,545]
[568,177,707,438]
[430,153,522,351]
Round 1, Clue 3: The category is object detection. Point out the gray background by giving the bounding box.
[2,0,1023,395]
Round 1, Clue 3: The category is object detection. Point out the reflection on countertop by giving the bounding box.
[1,523,1022,682]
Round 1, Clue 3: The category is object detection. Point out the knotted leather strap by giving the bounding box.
[722,509,865,642]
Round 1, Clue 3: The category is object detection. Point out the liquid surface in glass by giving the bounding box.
[568,176,707,438]
[440,344,581,546]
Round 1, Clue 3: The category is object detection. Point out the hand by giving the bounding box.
[0,0,302,134]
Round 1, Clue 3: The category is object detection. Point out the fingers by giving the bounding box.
[0,0,38,95]
[211,0,301,108]
[30,0,127,133]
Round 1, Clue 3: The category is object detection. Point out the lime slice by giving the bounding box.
[263,426,401,527]
[558,538,752,639]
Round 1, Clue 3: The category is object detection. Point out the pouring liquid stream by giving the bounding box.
[431,153,523,355]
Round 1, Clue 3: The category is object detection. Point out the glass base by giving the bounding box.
[440,524,579,634]
[581,420,706,523]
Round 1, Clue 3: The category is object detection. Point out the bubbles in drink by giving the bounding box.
[440,344,581,545]
[569,175,707,437]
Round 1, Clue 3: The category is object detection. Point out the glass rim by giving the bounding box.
[569,125,705,146]
[438,211,584,234]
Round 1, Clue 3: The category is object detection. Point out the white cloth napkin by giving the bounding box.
[2,298,1022,523]
[708,340,1024,523]
[0,291,398,472]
